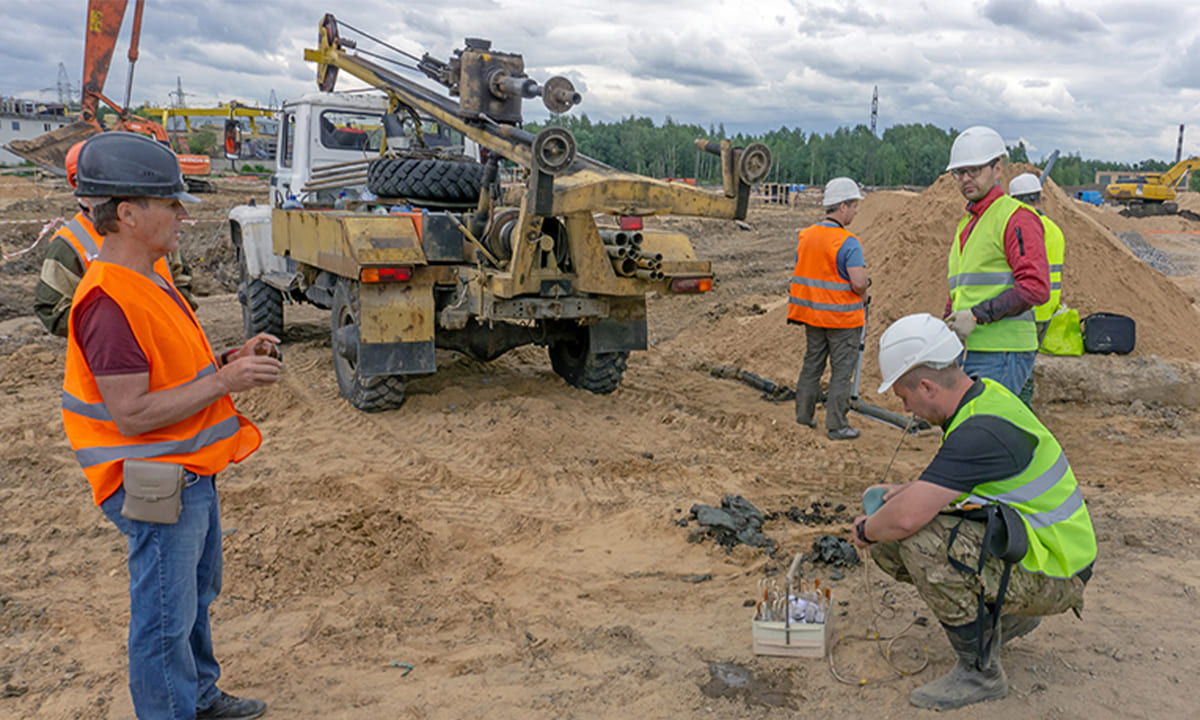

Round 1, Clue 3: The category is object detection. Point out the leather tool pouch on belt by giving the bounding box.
[946,503,1029,661]
[121,460,185,524]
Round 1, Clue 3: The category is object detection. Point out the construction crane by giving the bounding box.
[1104,156,1200,217]
[4,0,212,188]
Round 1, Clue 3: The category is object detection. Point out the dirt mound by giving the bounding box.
[670,165,1200,401]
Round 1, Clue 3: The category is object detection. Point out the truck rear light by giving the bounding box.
[670,277,712,293]
[619,215,643,231]
[360,266,413,283]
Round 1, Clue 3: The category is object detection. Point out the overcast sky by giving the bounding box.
[3,0,1199,164]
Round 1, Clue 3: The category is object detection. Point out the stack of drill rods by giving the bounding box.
[598,229,644,247]
[600,228,659,278]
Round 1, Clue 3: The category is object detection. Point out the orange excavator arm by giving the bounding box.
[81,0,139,129]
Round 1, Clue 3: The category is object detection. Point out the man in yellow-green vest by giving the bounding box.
[943,127,1051,395]
[1008,172,1065,406]
[852,314,1096,711]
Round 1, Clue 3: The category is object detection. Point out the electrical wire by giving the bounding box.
[827,419,931,686]
[827,553,930,685]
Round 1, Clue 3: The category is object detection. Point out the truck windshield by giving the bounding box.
[319,110,384,152]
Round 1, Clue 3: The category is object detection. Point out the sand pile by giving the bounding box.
[676,164,1200,400]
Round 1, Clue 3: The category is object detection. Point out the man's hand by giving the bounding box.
[851,514,872,549]
[945,310,977,341]
[217,354,282,393]
[225,333,282,365]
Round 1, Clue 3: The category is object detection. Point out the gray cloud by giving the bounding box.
[982,0,1105,39]
[2,0,1198,164]
[1164,37,1200,89]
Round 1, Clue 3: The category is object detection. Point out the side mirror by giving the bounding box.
[224,119,243,160]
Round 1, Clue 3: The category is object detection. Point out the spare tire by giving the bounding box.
[367,157,483,202]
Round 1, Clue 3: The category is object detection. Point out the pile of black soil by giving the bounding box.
[810,534,860,567]
[772,501,852,526]
[685,495,777,553]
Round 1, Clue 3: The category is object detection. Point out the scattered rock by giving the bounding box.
[682,573,713,584]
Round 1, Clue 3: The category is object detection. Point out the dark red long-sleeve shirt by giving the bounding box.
[944,185,1050,323]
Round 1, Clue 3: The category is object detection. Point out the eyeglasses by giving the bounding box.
[950,161,997,180]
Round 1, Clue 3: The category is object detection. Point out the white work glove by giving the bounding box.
[945,310,977,341]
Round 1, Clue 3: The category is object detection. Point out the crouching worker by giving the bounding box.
[851,313,1096,711]
[61,132,281,720]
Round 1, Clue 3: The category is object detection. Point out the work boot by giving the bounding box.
[909,621,1007,711]
[796,417,816,428]
[827,427,860,441]
[197,691,267,720]
[1001,614,1042,646]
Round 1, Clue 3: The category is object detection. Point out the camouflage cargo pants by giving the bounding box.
[870,514,1086,626]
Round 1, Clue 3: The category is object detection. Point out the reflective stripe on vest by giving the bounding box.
[75,415,243,468]
[787,222,865,329]
[62,262,261,506]
[61,365,218,422]
[1034,214,1065,322]
[949,195,1038,351]
[945,379,1097,578]
[56,212,102,269]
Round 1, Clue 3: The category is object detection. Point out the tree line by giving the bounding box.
[528,114,1200,191]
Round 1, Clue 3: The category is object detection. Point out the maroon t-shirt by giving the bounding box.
[74,282,195,376]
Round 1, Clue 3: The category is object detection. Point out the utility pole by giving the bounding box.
[169,76,189,109]
[1177,124,1185,163]
[870,85,878,136]
[56,62,72,107]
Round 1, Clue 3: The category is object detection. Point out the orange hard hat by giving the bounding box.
[65,141,86,188]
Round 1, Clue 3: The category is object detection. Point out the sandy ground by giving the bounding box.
[2,174,1200,719]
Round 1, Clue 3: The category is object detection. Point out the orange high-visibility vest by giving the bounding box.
[62,261,261,506]
[787,222,865,328]
[57,212,102,267]
[55,211,173,282]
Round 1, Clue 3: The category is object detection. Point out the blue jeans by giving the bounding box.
[101,473,223,720]
[961,349,1036,396]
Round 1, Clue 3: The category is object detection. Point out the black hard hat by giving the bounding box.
[73,132,200,203]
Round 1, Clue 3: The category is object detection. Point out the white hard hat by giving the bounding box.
[823,177,864,206]
[877,313,963,393]
[946,126,1008,170]
[1008,172,1042,198]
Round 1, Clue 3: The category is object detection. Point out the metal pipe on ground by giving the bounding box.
[605,245,628,258]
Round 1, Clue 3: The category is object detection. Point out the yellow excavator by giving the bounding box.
[1104,156,1200,217]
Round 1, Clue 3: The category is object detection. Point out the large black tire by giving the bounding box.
[237,246,283,339]
[331,279,407,412]
[367,157,483,202]
[548,333,629,395]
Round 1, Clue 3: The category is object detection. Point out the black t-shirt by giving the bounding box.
[918,380,1038,495]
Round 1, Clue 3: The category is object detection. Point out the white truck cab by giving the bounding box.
[268,91,479,208]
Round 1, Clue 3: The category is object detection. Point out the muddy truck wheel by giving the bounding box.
[237,245,283,339]
[548,332,629,395]
[331,279,407,412]
[367,156,484,202]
